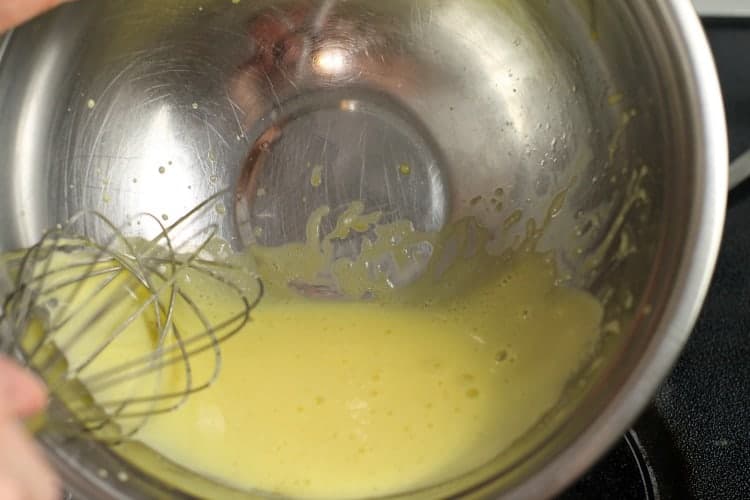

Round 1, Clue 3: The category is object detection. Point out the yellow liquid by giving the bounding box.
[10,214,603,498]
[138,254,600,498]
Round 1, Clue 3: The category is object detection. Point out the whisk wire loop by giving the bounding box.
[0,192,263,441]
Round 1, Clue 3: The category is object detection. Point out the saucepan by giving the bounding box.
[0,0,732,498]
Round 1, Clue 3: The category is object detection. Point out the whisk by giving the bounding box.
[0,192,263,442]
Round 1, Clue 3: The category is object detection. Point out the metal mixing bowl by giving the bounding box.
[0,0,727,498]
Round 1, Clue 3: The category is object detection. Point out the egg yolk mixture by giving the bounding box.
[11,210,603,499]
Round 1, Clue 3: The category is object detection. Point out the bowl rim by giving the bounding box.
[497,1,728,498]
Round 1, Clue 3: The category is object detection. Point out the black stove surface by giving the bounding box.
[560,19,750,500]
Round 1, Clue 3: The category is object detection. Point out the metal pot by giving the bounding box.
[0,0,728,498]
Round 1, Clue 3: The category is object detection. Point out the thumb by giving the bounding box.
[0,0,77,33]
[0,357,47,419]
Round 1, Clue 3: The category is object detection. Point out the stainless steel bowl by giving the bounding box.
[0,0,727,498]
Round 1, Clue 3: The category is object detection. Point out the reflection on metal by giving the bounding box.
[234,88,448,250]
[312,47,350,76]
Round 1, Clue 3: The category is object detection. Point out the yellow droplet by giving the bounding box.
[311,165,323,187]
[466,388,479,399]
[608,93,624,106]
[398,163,411,176]
[503,209,523,229]
[86,99,96,109]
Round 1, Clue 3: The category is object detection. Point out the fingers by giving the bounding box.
[0,421,61,500]
[0,475,22,500]
[0,357,59,499]
[0,0,76,33]
[0,357,47,418]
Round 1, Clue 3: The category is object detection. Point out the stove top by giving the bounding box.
[560,18,750,500]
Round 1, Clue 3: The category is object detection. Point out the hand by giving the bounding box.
[0,2,71,497]
[0,0,76,33]
[0,357,60,500]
